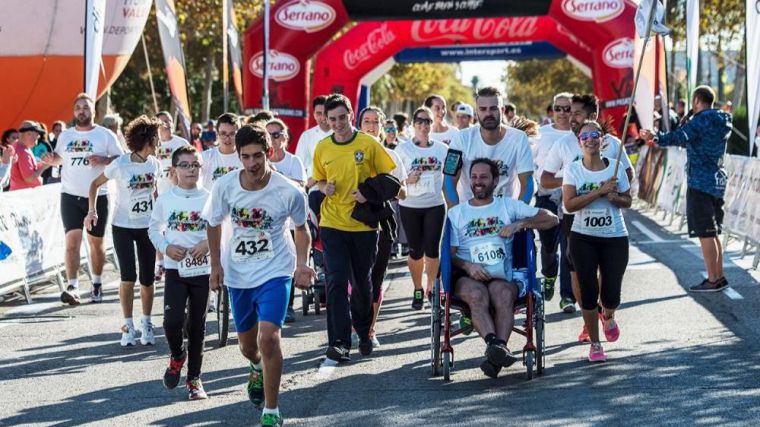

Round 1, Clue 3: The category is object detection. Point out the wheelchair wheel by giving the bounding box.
[536,298,545,375]
[216,286,230,348]
[431,290,442,377]
[443,351,451,381]
[314,289,322,315]
[301,290,309,316]
[525,351,534,380]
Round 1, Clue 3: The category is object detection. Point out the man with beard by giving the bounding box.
[41,93,124,305]
[446,86,534,206]
[448,158,557,378]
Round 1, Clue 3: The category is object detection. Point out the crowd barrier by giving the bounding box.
[0,183,117,302]
[635,146,760,269]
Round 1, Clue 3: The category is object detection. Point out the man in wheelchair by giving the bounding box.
[448,158,558,378]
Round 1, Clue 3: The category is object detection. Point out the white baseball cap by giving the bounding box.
[456,103,474,117]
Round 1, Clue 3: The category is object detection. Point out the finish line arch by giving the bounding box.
[244,0,640,144]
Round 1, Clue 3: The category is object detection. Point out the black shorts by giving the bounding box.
[61,193,109,238]
[112,226,155,285]
[687,188,724,238]
[560,214,575,272]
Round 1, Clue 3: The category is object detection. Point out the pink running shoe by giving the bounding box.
[588,342,606,362]
[578,325,590,343]
[599,313,620,342]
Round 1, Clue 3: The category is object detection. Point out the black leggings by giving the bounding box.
[569,232,629,311]
[163,270,210,379]
[112,226,155,286]
[371,226,393,304]
[399,204,445,260]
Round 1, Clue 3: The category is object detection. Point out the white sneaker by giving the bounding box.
[90,284,103,303]
[370,333,380,348]
[60,286,81,305]
[208,292,217,313]
[140,322,156,345]
[351,331,359,348]
[120,325,137,347]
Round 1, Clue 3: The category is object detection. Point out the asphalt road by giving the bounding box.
[1,208,759,426]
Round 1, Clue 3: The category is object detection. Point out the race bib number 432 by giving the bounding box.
[231,231,273,263]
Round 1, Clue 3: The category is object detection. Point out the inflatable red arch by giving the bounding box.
[244,0,640,145]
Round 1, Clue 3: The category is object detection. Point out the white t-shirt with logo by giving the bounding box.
[384,148,407,182]
[148,186,210,271]
[563,159,630,238]
[201,147,243,191]
[272,151,306,184]
[449,197,539,281]
[156,135,190,195]
[295,125,332,179]
[430,125,459,145]
[395,140,448,209]
[533,124,573,197]
[103,154,162,229]
[450,125,534,201]
[54,126,125,197]
[203,170,307,289]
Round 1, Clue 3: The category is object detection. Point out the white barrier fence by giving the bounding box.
[0,184,116,302]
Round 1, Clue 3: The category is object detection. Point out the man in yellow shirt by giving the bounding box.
[313,94,396,361]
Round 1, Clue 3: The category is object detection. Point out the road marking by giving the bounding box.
[5,301,60,316]
[723,287,744,300]
[317,358,338,380]
[631,220,663,242]
[634,239,686,245]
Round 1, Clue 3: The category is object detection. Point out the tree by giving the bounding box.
[503,59,592,120]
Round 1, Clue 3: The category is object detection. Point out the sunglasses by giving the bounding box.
[176,162,202,170]
[384,127,397,133]
[269,131,284,139]
[553,105,571,113]
[414,118,433,125]
[579,131,602,141]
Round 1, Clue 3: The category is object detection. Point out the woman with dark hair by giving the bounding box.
[85,115,163,347]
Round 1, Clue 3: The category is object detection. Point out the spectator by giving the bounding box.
[102,114,127,150]
[50,120,66,150]
[2,128,19,148]
[200,120,217,147]
[190,122,203,151]
[2,128,19,191]
[0,141,16,192]
[541,103,554,125]
[504,102,517,125]
[393,112,412,142]
[676,99,686,121]
[31,122,54,183]
[10,121,51,191]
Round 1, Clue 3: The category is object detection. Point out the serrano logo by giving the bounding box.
[562,0,624,22]
[250,50,300,82]
[275,0,336,33]
[344,24,397,70]
[410,18,538,43]
[602,38,634,69]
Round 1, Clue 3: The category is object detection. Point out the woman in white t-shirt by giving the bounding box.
[562,120,631,363]
[85,116,162,348]
[396,106,449,310]
[425,94,459,145]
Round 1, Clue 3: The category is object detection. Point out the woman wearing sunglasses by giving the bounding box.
[562,120,631,363]
[266,119,307,323]
[382,120,402,150]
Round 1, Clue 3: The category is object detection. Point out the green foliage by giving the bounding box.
[371,63,474,111]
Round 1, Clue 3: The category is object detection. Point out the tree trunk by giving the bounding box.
[716,35,725,101]
[201,57,215,123]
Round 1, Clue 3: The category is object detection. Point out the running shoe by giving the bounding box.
[351,330,359,349]
[247,364,264,408]
[140,322,156,345]
[60,285,81,305]
[689,278,727,293]
[325,343,350,362]
[480,359,502,379]
[599,313,620,342]
[284,307,296,323]
[154,265,165,283]
[369,330,380,348]
[485,342,518,367]
[411,289,423,310]
[261,413,284,427]
[186,378,208,400]
[459,313,473,335]
[559,297,576,314]
[543,276,556,301]
[90,284,103,303]
[359,336,373,356]
[163,353,186,389]
[588,342,607,362]
[578,325,590,343]
[120,325,137,347]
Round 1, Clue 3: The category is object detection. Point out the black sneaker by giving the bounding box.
[325,343,350,362]
[90,284,103,303]
[358,337,373,356]
[411,289,423,311]
[543,277,556,301]
[480,359,502,379]
[689,278,726,293]
[163,353,186,390]
[485,342,519,368]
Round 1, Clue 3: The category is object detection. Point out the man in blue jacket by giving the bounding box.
[641,86,732,292]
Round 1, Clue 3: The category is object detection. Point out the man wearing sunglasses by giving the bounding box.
[531,93,574,305]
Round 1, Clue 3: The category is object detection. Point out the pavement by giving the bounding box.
[1,207,760,426]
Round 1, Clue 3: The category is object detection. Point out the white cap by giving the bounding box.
[456,103,474,117]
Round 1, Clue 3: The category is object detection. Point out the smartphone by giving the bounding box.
[443,149,463,176]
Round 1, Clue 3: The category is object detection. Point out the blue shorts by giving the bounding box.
[229,277,292,332]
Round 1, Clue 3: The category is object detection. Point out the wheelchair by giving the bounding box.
[430,219,545,381]
[301,200,327,315]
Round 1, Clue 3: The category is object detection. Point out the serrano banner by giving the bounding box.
[156,0,192,136]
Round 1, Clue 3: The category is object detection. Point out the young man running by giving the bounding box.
[41,93,124,304]
[205,124,315,427]
[201,113,242,191]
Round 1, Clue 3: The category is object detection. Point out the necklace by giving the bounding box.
[132,152,147,163]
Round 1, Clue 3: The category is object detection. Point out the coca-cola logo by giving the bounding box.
[410,18,538,43]
[562,0,624,22]
[250,50,300,82]
[275,0,336,33]
[343,24,397,70]
[602,38,634,69]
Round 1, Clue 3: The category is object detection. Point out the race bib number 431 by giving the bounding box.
[128,193,153,220]
[231,231,273,263]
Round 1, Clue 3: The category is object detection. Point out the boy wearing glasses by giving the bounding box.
[201,113,242,191]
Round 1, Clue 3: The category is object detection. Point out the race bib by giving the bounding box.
[231,231,273,263]
[178,254,210,278]
[69,155,91,168]
[469,241,506,266]
[128,193,153,220]
[407,174,435,197]
[578,208,614,233]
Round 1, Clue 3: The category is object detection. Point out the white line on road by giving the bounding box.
[631,220,663,242]
[5,301,60,316]
[634,239,686,245]
[723,287,744,300]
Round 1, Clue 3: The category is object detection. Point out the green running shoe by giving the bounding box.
[459,313,473,335]
[543,276,556,301]
[261,412,284,427]
[247,363,264,408]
